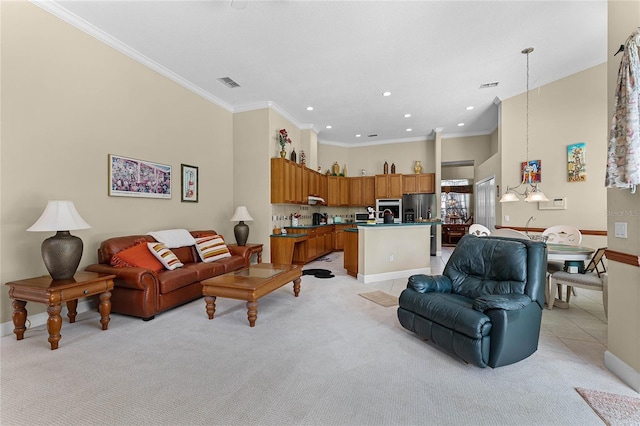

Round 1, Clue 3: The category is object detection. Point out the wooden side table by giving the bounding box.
[5,271,115,350]
[229,243,263,264]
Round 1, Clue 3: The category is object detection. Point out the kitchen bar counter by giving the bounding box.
[352,223,438,283]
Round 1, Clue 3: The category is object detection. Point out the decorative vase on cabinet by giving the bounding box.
[414,161,423,174]
[280,149,287,158]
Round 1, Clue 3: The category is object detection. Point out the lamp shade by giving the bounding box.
[27,200,91,232]
[230,206,253,222]
[499,192,519,203]
[524,190,550,203]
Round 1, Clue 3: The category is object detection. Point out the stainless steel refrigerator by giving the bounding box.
[402,193,437,255]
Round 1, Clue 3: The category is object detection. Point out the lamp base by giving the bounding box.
[41,231,83,280]
[234,221,249,246]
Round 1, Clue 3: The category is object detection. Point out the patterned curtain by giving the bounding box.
[605,30,640,191]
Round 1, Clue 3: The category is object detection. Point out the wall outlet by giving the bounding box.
[504,215,510,222]
[389,254,394,262]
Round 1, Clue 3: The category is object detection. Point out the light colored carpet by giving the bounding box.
[576,387,640,425]
[0,257,635,426]
[358,291,398,307]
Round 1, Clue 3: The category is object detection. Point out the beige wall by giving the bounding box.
[319,139,437,177]
[0,3,235,323]
[605,0,640,390]
[499,64,607,232]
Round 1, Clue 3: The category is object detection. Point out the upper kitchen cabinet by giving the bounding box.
[403,173,436,194]
[375,174,403,199]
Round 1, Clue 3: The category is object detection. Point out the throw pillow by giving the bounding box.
[147,242,184,270]
[195,235,232,263]
[110,241,164,272]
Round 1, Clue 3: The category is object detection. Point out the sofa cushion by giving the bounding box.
[110,241,164,272]
[184,262,225,281]
[148,242,184,270]
[195,235,232,263]
[215,255,247,273]
[156,268,200,294]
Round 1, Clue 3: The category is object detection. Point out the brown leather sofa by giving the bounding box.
[85,230,251,320]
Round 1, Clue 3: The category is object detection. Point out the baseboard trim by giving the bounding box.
[605,350,640,392]
[358,267,430,284]
[1,299,96,338]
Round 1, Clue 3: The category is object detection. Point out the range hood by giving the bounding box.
[308,195,325,205]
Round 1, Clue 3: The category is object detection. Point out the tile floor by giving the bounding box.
[352,246,609,370]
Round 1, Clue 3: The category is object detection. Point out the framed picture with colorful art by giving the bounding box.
[181,164,198,202]
[567,143,586,182]
[521,160,541,184]
[108,154,172,199]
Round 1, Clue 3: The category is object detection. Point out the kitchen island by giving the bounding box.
[345,222,441,283]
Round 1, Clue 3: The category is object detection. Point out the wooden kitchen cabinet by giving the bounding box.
[286,226,333,264]
[403,173,435,194]
[349,176,375,207]
[333,224,356,250]
[327,176,349,206]
[343,229,358,277]
[375,174,403,199]
[272,158,327,204]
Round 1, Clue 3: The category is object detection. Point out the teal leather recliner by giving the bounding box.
[397,234,547,368]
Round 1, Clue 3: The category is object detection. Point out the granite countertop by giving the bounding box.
[283,223,354,229]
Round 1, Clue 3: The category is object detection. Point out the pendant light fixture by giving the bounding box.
[500,47,549,203]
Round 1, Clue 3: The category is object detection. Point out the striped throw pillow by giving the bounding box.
[147,242,184,270]
[195,235,232,263]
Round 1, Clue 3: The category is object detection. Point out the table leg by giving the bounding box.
[205,296,216,320]
[47,304,62,350]
[99,291,111,330]
[257,251,262,263]
[293,278,301,297]
[66,299,78,323]
[246,300,258,327]
[11,299,27,340]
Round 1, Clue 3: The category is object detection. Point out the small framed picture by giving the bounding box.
[181,164,198,202]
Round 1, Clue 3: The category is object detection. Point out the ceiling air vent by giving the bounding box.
[217,77,240,88]
[479,82,499,89]
[368,134,378,137]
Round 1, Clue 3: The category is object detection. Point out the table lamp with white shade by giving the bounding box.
[230,206,253,246]
[27,200,91,280]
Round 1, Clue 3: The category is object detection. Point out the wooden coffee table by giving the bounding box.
[202,263,302,327]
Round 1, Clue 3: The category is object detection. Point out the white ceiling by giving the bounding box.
[41,0,607,146]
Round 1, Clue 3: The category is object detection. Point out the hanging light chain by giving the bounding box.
[522,47,534,168]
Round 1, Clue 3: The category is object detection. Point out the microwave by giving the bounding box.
[355,212,370,223]
[375,199,402,223]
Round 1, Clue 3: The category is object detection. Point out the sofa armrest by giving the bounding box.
[85,264,158,291]
[407,274,452,294]
[228,245,252,264]
[472,294,531,312]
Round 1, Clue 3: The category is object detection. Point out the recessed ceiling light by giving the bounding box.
[404,113,411,118]
[355,134,361,137]
[306,106,314,111]
[382,91,391,97]
[326,125,332,129]
[466,106,474,110]
[406,128,412,132]
[458,123,465,127]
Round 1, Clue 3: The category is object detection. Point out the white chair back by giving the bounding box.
[491,228,529,239]
[542,225,582,245]
[469,224,491,237]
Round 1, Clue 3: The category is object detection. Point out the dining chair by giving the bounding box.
[542,225,582,246]
[491,228,528,239]
[469,224,491,236]
[543,225,584,300]
[547,247,608,318]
